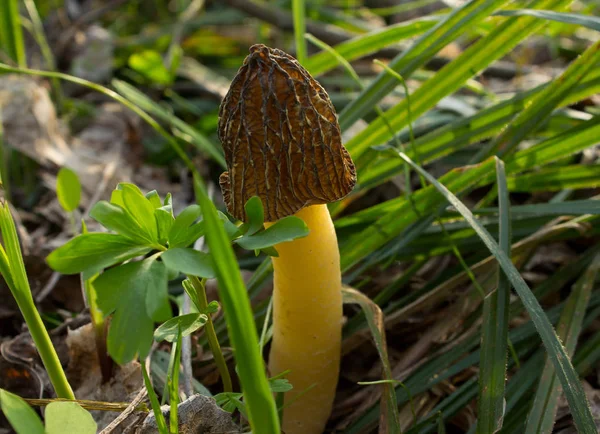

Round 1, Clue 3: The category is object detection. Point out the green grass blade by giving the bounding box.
[489,39,600,158]
[0,0,25,67]
[338,0,509,130]
[356,73,600,190]
[344,0,571,161]
[0,63,198,174]
[496,9,600,30]
[477,158,511,433]
[22,0,62,109]
[525,254,600,434]
[193,175,279,434]
[506,164,600,192]
[396,152,597,433]
[303,16,438,76]
[475,199,600,217]
[168,327,182,434]
[337,116,600,233]
[343,287,401,434]
[0,202,75,400]
[142,362,168,434]
[292,0,307,64]
[112,79,226,168]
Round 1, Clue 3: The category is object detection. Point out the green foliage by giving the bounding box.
[56,168,81,212]
[94,256,171,364]
[154,313,208,343]
[128,50,174,85]
[2,1,600,432]
[0,389,44,434]
[45,402,97,434]
[0,0,25,67]
[47,184,305,399]
[0,390,96,434]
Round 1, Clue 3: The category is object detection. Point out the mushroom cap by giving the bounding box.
[218,44,356,222]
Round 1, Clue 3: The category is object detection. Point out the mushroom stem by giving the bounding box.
[267,204,342,434]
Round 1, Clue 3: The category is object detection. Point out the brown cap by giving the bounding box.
[218,44,356,222]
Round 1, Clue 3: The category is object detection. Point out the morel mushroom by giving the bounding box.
[218,44,356,434]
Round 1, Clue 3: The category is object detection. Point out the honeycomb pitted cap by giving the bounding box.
[218,44,356,222]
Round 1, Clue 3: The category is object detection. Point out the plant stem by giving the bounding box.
[188,275,233,392]
[83,276,112,382]
[19,301,76,399]
[0,202,74,400]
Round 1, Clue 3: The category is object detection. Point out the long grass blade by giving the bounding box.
[344,0,571,161]
[356,72,600,190]
[396,152,597,433]
[338,0,509,130]
[304,16,438,76]
[0,0,26,67]
[524,254,600,434]
[337,116,600,238]
[476,158,511,433]
[193,175,280,434]
[487,39,600,158]
[343,287,401,434]
[496,9,600,30]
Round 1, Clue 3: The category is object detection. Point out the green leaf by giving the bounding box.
[214,392,247,417]
[45,402,97,434]
[168,204,205,248]
[144,260,172,322]
[145,190,163,208]
[235,216,309,251]
[155,208,174,245]
[338,117,600,261]
[269,378,293,393]
[160,247,216,278]
[397,151,597,434]
[89,201,151,243]
[94,257,170,363]
[46,233,151,275]
[241,196,265,236]
[154,313,208,342]
[0,389,44,434]
[120,183,159,243]
[218,211,242,240]
[108,294,154,364]
[128,50,172,85]
[56,168,81,212]
[110,189,125,207]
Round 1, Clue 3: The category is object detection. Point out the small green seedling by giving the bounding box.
[47,184,308,390]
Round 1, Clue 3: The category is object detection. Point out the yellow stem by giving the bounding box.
[267,204,342,434]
